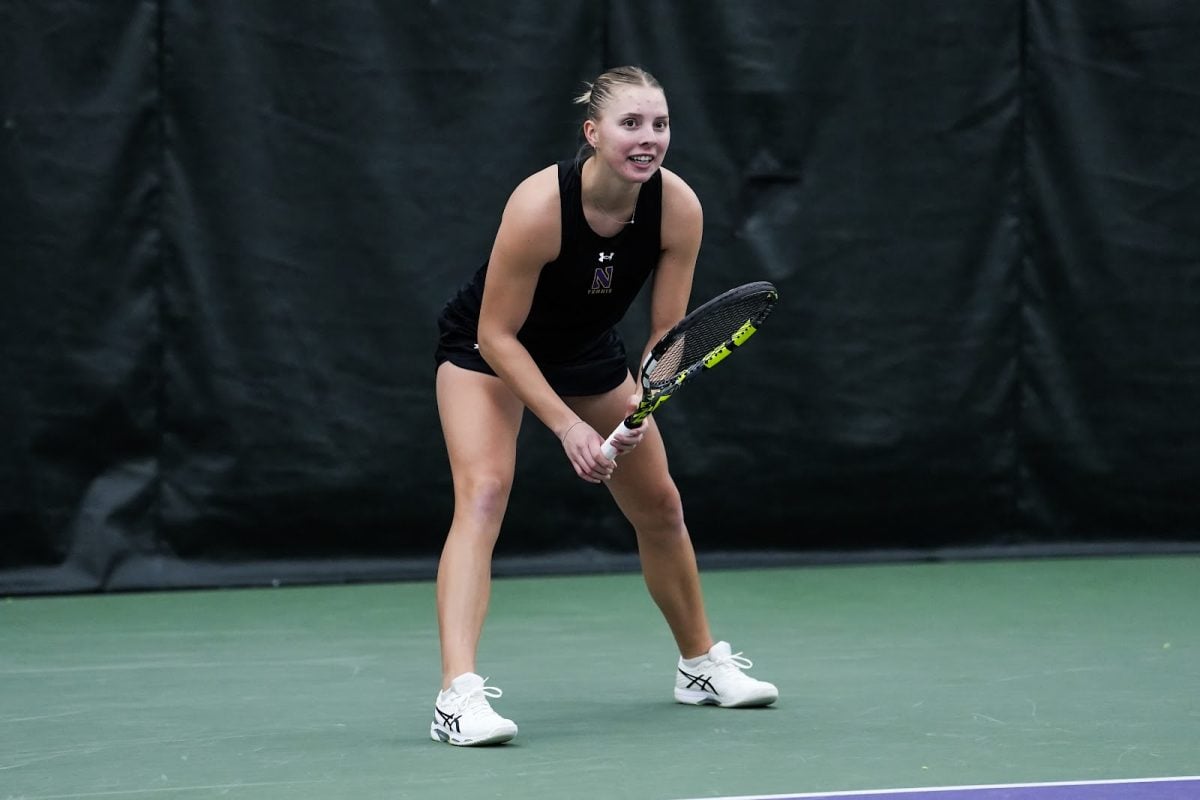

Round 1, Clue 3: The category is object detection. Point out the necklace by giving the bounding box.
[592,196,637,226]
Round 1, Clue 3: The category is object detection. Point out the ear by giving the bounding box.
[582,119,598,148]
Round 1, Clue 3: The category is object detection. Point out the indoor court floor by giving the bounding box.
[2,555,1197,799]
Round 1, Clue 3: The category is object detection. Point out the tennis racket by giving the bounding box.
[601,280,779,460]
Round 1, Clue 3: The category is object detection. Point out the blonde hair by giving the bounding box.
[574,65,663,120]
[574,66,664,161]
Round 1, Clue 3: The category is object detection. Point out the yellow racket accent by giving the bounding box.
[701,321,758,368]
[703,345,732,368]
[731,321,758,346]
[630,393,673,424]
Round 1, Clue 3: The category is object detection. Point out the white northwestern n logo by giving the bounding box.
[591,266,613,291]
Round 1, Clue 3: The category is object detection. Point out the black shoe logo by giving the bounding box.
[435,706,462,733]
[678,668,718,695]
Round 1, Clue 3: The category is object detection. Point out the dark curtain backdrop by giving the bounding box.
[3,1,1198,594]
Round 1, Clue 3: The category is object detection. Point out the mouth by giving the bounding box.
[629,154,654,165]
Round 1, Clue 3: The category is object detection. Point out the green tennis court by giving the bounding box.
[3,555,1196,799]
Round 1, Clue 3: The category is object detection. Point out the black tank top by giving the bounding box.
[440,158,663,364]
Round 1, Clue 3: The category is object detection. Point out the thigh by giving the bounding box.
[436,362,525,490]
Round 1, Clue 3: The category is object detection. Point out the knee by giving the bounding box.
[629,482,686,537]
[455,473,513,525]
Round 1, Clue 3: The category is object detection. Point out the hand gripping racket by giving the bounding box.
[600,280,779,460]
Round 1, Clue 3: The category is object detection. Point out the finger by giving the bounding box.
[577,465,602,484]
[589,452,615,481]
[613,428,645,453]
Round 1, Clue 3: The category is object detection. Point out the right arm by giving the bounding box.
[475,167,615,483]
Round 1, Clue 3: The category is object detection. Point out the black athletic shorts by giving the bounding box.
[434,311,630,397]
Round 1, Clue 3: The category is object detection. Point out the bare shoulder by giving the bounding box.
[504,165,560,228]
[660,167,702,210]
[495,164,561,264]
[659,167,703,245]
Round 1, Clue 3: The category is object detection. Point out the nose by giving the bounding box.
[642,129,666,147]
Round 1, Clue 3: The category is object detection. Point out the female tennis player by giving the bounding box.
[431,66,777,746]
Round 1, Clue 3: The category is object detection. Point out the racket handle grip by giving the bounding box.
[601,419,641,461]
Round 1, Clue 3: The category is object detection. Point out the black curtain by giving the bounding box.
[2,1,1198,594]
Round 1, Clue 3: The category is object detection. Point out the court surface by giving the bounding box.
[2,555,1197,799]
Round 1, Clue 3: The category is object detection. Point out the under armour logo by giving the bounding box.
[598,252,615,262]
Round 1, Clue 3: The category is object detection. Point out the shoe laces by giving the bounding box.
[712,650,754,671]
[461,680,505,716]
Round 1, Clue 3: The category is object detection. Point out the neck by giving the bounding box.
[582,157,639,224]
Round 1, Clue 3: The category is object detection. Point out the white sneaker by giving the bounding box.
[430,672,518,746]
[674,641,779,708]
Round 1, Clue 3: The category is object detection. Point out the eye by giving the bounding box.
[654,120,669,131]
[621,118,637,128]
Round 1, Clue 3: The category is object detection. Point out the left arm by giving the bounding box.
[641,168,704,369]
[602,170,705,460]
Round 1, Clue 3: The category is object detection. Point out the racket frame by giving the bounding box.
[600,281,777,460]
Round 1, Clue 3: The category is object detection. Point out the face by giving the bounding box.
[585,85,670,183]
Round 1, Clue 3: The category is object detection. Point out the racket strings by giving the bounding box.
[644,295,773,386]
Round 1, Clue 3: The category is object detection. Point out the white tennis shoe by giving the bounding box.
[674,641,779,708]
[430,672,518,746]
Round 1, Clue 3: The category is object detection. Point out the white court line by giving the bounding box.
[672,775,1200,800]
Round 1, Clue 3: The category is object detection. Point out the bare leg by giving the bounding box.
[435,363,525,688]
[566,378,714,659]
